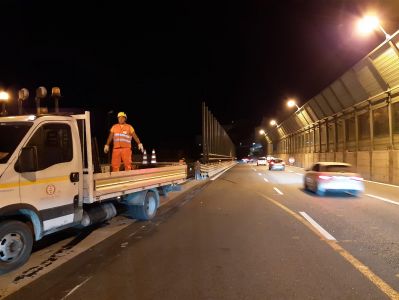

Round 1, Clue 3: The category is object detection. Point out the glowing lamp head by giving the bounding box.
[357,15,379,35]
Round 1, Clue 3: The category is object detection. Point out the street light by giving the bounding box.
[357,15,390,40]
[287,99,300,111]
[270,119,278,127]
[287,98,310,125]
[259,129,265,135]
[0,91,9,116]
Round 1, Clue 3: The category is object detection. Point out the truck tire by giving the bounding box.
[131,191,158,220]
[0,220,33,274]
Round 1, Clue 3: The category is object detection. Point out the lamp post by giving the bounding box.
[287,99,300,110]
[270,119,278,127]
[357,15,391,40]
[0,91,9,116]
[287,98,310,125]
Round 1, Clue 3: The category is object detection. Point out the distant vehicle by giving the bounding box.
[269,158,285,171]
[303,162,364,196]
[257,157,267,166]
[266,156,274,163]
[241,158,249,163]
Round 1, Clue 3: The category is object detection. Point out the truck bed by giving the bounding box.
[87,164,187,202]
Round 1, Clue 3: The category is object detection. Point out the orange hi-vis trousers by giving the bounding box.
[112,148,132,171]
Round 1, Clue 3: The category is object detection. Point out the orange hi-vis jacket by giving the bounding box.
[111,123,135,148]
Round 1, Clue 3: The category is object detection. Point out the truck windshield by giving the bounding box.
[0,122,32,164]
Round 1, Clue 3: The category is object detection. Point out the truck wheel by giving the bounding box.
[0,220,33,274]
[132,191,158,221]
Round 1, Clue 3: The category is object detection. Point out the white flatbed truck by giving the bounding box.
[0,111,187,274]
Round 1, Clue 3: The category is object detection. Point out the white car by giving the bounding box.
[257,157,267,166]
[304,162,364,196]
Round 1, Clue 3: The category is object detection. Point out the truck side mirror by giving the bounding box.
[16,146,38,173]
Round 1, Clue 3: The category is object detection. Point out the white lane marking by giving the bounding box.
[61,277,92,299]
[299,212,336,241]
[273,187,283,195]
[254,169,257,171]
[288,170,293,173]
[210,164,236,181]
[295,173,303,176]
[365,194,399,206]
[363,180,399,188]
[258,173,262,176]
[263,178,269,182]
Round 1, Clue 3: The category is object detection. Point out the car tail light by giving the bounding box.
[270,161,274,164]
[350,176,363,181]
[318,175,332,180]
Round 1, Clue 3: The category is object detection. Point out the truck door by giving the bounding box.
[18,122,80,232]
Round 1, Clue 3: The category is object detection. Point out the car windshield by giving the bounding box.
[0,122,32,164]
[321,165,352,172]
[273,159,283,163]
[259,157,266,160]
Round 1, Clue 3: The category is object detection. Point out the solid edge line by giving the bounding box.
[273,187,283,195]
[363,180,399,188]
[257,192,399,300]
[263,178,269,182]
[299,212,336,241]
[365,194,399,206]
[210,164,236,181]
[61,277,92,299]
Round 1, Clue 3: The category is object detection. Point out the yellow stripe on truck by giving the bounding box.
[0,176,70,189]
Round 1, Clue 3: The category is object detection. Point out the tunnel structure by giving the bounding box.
[264,30,399,184]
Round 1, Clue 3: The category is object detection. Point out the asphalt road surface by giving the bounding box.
[6,164,399,299]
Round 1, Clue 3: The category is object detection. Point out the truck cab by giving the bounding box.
[0,111,187,274]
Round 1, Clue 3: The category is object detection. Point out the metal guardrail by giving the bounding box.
[200,161,236,177]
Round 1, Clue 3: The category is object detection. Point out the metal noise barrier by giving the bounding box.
[151,149,157,164]
[142,150,148,164]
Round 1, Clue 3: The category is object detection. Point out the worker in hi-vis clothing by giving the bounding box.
[104,112,144,171]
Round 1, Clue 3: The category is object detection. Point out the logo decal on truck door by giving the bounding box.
[46,184,56,195]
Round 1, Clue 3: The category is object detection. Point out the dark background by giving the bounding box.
[1,0,399,160]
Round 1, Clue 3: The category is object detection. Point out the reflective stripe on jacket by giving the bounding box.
[111,124,134,148]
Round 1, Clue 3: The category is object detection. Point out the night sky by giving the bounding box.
[1,0,399,160]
